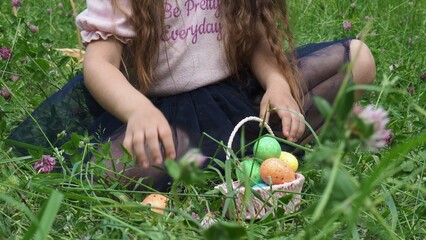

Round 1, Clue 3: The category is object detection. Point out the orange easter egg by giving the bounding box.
[141,194,169,214]
[260,157,295,185]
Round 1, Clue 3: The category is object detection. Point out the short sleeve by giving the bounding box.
[76,0,136,44]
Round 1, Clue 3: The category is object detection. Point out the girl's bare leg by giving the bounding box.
[297,39,376,146]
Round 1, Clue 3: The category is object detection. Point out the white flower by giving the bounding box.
[200,212,217,228]
[351,105,392,152]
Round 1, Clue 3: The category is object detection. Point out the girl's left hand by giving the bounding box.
[259,82,305,142]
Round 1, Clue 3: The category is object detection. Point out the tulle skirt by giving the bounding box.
[8,37,354,167]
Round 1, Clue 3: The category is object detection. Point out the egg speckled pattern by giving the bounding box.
[141,194,169,214]
[236,158,262,186]
[260,157,295,185]
[253,136,281,161]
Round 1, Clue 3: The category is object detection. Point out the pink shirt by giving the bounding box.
[76,0,230,97]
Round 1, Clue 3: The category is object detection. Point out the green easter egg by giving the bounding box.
[236,158,262,186]
[253,136,281,161]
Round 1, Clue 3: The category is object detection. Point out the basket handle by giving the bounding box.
[226,116,275,160]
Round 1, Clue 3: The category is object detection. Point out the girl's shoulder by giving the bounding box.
[76,0,135,45]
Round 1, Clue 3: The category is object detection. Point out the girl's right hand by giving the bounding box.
[123,104,176,169]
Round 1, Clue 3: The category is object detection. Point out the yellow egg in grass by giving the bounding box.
[279,151,299,172]
[141,194,169,215]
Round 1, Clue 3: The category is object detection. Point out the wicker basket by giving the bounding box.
[214,116,305,220]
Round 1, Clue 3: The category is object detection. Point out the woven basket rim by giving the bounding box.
[215,173,305,193]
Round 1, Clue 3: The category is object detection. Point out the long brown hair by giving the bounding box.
[117,0,302,109]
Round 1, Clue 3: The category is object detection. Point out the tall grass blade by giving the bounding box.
[22,190,64,240]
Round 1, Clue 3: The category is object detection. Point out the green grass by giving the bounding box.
[1,0,425,239]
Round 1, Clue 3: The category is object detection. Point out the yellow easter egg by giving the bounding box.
[279,151,299,172]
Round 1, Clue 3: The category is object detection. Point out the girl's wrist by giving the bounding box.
[117,95,153,123]
[263,74,291,92]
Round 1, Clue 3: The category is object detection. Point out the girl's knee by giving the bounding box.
[350,39,376,85]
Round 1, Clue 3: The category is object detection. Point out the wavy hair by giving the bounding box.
[116,0,302,109]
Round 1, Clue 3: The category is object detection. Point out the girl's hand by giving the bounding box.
[248,26,304,142]
[260,82,305,142]
[84,38,176,168]
[123,103,176,169]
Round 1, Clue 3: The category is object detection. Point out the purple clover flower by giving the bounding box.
[0,47,13,60]
[419,72,426,80]
[343,21,352,30]
[34,155,56,174]
[191,212,200,220]
[11,75,20,82]
[407,86,415,94]
[187,149,206,166]
[1,87,12,100]
[27,23,39,33]
[351,105,392,152]
[12,0,22,8]
[383,129,394,145]
[180,148,206,167]
[350,3,356,8]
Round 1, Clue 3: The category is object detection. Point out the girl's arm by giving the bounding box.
[84,38,176,168]
[249,27,305,142]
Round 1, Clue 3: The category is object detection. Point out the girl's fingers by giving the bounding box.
[259,104,270,123]
[277,109,305,142]
[123,129,134,156]
[281,113,292,139]
[288,114,301,142]
[296,115,306,140]
[159,127,176,161]
[144,129,162,167]
[132,133,149,168]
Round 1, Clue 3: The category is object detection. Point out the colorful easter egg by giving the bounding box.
[253,136,281,161]
[236,158,262,186]
[141,194,169,214]
[279,151,299,172]
[260,157,295,185]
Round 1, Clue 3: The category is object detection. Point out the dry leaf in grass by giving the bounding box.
[56,48,85,62]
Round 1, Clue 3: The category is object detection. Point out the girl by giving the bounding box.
[8,0,376,189]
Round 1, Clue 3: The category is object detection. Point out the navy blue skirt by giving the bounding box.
[8,38,354,163]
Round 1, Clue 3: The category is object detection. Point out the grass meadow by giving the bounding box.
[1,0,425,239]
